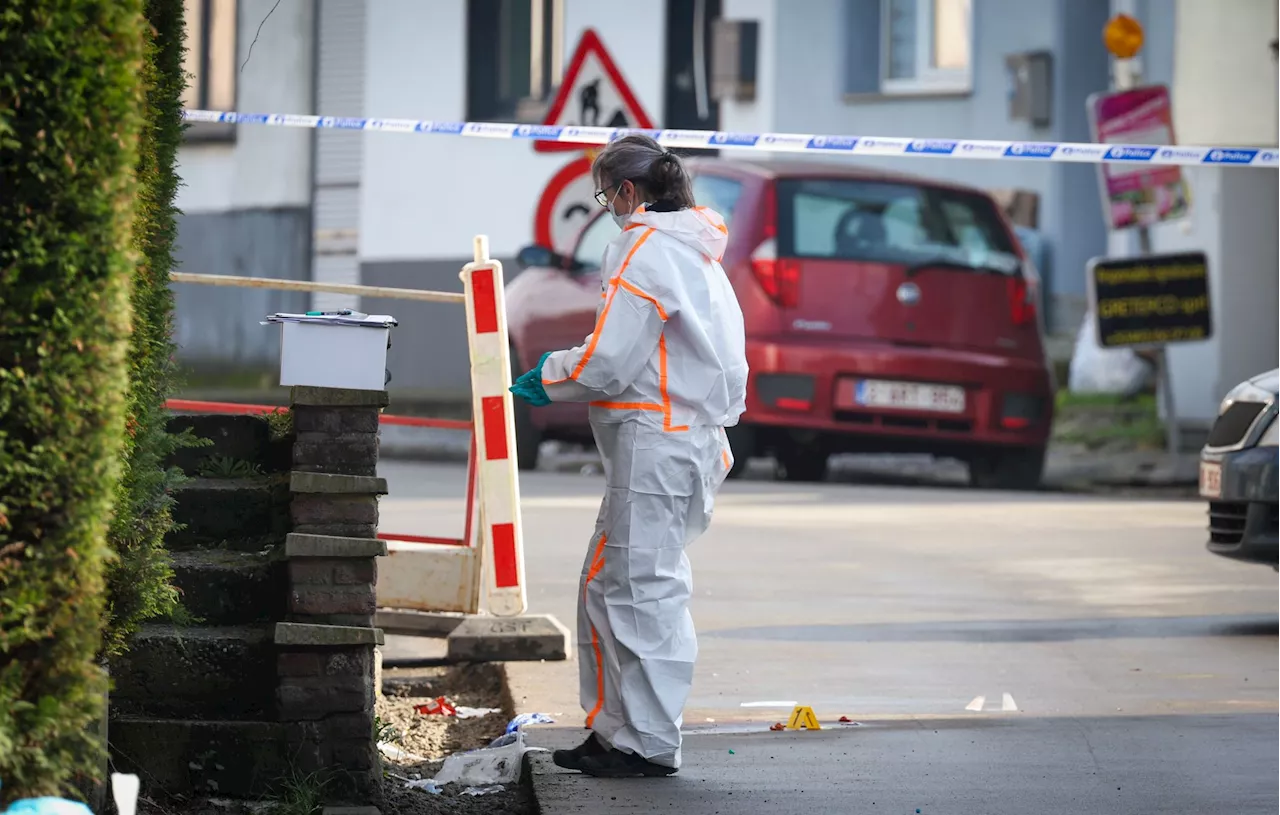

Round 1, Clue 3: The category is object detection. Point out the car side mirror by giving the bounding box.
[516,244,562,270]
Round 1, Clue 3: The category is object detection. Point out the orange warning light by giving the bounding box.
[1103,14,1144,59]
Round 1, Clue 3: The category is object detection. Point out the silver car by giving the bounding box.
[1199,369,1279,569]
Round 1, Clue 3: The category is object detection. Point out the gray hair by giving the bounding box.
[592,135,695,209]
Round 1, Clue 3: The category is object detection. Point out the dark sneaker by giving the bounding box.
[578,748,678,778]
[552,733,608,771]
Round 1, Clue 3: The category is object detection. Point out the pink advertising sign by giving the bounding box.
[1087,85,1192,231]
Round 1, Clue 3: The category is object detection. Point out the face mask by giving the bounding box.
[608,185,631,230]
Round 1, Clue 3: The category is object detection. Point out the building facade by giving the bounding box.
[174,0,1277,425]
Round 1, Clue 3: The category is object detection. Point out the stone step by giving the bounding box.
[170,550,284,625]
[108,716,294,798]
[166,413,292,477]
[110,624,275,720]
[167,476,290,550]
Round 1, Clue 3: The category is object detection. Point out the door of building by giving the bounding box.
[664,0,722,135]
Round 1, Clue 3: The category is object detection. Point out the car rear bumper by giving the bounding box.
[1203,446,1279,567]
[741,336,1053,454]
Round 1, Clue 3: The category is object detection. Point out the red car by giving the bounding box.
[506,158,1055,488]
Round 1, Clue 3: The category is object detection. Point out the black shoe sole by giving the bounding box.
[580,763,678,778]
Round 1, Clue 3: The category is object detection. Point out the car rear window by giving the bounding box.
[692,174,743,228]
[775,178,1021,274]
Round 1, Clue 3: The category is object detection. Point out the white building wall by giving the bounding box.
[1172,0,1278,148]
[175,0,314,214]
[1113,0,1280,424]
[771,0,1058,189]
[717,0,778,137]
[359,0,666,262]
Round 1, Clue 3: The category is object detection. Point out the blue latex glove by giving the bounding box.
[510,352,553,407]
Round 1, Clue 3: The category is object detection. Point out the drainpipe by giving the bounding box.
[305,0,320,297]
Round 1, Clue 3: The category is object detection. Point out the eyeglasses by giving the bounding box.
[593,180,629,208]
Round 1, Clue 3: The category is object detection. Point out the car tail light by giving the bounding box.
[1007,275,1036,327]
[751,239,801,308]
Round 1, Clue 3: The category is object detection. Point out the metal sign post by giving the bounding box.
[1104,12,1183,457]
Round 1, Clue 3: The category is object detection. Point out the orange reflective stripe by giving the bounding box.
[658,333,689,433]
[583,532,608,600]
[693,206,729,235]
[616,278,668,321]
[583,532,609,728]
[588,626,609,726]
[589,400,663,411]
[570,229,655,381]
[722,448,731,469]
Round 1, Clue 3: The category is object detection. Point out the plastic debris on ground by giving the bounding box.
[403,779,443,794]
[434,730,538,787]
[454,705,502,719]
[460,786,505,797]
[378,740,432,764]
[1068,311,1150,395]
[411,695,499,719]
[769,722,786,731]
[402,729,547,794]
[112,774,141,815]
[414,696,457,716]
[505,712,555,733]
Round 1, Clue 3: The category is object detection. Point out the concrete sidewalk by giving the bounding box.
[526,713,1275,815]
[379,424,1199,491]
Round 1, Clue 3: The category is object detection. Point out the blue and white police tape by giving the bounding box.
[182,109,1280,169]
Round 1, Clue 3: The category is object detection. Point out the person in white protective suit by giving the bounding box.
[508,135,748,778]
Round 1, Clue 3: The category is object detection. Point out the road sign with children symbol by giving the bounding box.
[532,29,655,153]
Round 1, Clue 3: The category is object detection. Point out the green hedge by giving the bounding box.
[102,0,188,659]
[0,0,147,801]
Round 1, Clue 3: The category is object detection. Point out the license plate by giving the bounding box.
[837,379,966,414]
[1199,461,1222,499]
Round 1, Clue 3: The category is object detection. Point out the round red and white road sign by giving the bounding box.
[533,155,597,256]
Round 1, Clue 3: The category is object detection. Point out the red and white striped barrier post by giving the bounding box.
[459,235,527,617]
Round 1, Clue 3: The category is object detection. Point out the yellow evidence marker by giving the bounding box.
[786,705,821,731]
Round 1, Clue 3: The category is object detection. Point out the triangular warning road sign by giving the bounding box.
[786,705,822,731]
[532,29,655,153]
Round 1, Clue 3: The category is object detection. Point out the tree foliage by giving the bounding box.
[0,0,147,800]
[102,0,190,659]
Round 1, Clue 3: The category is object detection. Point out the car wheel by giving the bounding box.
[510,349,542,472]
[778,449,829,483]
[968,446,1046,491]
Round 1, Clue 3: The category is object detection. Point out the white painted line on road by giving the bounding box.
[1002,693,1018,712]
[741,700,798,708]
[965,696,986,711]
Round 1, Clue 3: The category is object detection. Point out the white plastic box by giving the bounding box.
[271,314,396,391]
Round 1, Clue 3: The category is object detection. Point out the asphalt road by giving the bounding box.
[378,457,1277,814]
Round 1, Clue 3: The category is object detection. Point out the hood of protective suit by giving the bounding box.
[629,206,729,262]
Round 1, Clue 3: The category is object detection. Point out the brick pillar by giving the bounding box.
[277,387,389,805]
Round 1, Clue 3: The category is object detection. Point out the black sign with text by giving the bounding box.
[1088,251,1212,348]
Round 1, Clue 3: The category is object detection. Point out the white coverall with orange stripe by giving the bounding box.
[541,204,747,769]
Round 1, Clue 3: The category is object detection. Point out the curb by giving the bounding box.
[377,434,1200,492]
